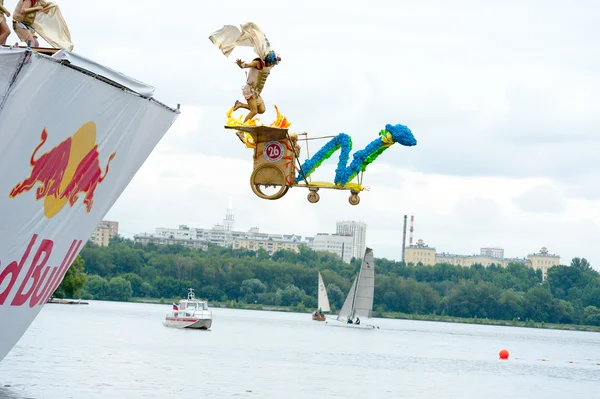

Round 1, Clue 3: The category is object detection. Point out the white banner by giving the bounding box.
[0,49,25,106]
[0,49,179,361]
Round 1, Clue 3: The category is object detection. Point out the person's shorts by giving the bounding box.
[242,84,264,106]
[13,20,38,41]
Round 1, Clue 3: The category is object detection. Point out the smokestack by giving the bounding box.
[402,215,407,263]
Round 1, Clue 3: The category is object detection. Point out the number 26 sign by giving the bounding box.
[263,141,284,162]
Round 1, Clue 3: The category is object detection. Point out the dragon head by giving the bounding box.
[386,123,417,147]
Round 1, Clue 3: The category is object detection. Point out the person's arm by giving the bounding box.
[0,4,10,16]
[236,59,261,69]
[22,1,44,14]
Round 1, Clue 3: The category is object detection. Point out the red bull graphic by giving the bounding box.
[0,46,181,365]
[0,234,82,308]
[8,121,116,218]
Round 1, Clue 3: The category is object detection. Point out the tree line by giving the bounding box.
[56,236,600,327]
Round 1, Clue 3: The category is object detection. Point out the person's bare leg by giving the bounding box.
[243,96,259,123]
[0,21,9,45]
[17,28,38,47]
[256,98,266,115]
[234,100,250,111]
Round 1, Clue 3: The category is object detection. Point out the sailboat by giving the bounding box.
[333,247,378,329]
[312,271,331,321]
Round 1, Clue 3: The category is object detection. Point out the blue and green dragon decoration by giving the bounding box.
[294,123,417,185]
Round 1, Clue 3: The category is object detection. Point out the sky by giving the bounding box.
[8,0,600,269]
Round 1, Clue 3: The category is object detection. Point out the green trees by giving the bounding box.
[53,255,87,299]
[240,278,267,303]
[74,236,600,326]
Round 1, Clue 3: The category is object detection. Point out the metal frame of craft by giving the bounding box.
[225,125,363,205]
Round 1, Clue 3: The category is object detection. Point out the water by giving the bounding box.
[0,301,599,398]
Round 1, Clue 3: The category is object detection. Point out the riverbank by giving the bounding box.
[47,298,89,305]
[129,297,600,333]
[373,311,600,332]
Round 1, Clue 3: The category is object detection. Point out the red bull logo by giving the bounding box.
[8,121,116,218]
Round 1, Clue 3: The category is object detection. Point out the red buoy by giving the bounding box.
[499,349,509,360]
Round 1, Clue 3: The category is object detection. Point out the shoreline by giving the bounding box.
[124,297,600,333]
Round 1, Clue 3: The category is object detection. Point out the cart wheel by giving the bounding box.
[307,191,320,204]
[349,193,360,206]
[250,164,289,200]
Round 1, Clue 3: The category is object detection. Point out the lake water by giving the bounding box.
[0,300,599,398]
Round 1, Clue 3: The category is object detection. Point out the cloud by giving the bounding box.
[13,0,598,270]
[106,151,600,269]
[513,185,566,213]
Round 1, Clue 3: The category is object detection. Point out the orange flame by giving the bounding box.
[225,105,292,149]
[269,105,292,129]
[225,105,291,129]
[225,107,261,127]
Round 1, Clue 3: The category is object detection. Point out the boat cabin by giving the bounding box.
[173,288,209,317]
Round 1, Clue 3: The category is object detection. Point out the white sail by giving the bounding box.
[337,276,357,321]
[353,248,375,319]
[317,271,331,313]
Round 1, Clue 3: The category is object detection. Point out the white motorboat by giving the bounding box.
[163,288,213,330]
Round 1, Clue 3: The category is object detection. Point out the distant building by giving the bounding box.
[223,201,235,232]
[527,247,560,279]
[435,252,465,267]
[89,220,119,247]
[311,233,354,263]
[134,233,208,250]
[233,235,304,255]
[405,239,436,265]
[445,255,504,268]
[154,225,196,240]
[303,236,315,247]
[101,220,119,238]
[336,221,367,260]
[480,247,504,259]
[503,257,530,266]
[146,223,310,248]
[405,239,560,280]
[90,224,110,247]
[135,228,309,254]
[135,203,313,252]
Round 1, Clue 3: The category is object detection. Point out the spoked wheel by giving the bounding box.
[250,164,289,200]
[307,190,320,204]
[349,191,360,206]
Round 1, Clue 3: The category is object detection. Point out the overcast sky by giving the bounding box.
[10,0,600,269]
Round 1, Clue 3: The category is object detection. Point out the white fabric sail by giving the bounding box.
[335,247,376,323]
[337,276,357,321]
[208,22,273,60]
[31,3,74,51]
[353,248,375,319]
[317,271,330,313]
